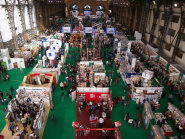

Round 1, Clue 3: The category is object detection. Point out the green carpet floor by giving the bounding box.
[1,45,184,139]
[43,47,80,139]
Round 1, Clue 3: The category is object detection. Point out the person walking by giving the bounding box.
[20,66,24,74]
[0,95,3,105]
[60,81,64,90]
[64,82,67,89]
[0,91,3,100]
[10,86,15,95]
[61,92,64,102]
[5,91,9,98]
[8,123,15,135]
[51,114,55,124]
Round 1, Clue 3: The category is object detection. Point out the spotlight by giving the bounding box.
[174,3,178,7]
[153,0,156,5]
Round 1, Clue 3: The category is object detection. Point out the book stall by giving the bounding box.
[1,48,27,70]
[168,103,185,129]
[73,87,121,138]
[142,103,154,130]
[131,70,163,105]
[149,125,166,139]
[4,72,51,139]
[32,64,60,84]
[76,61,106,87]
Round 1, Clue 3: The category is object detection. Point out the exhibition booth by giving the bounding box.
[6,98,49,139]
[78,61,105,73]
[130,70,163,105]
[41,39,62,48]
[17,71,56,106]
[0,48,26,70]
[32,63,60,84]
[142,103,154,130]
[77,61,106,87]
[73,87,122,138]
[76,87,112,115]
[168,103,185,129]
[4,70,52,139]
[149,125,166,139]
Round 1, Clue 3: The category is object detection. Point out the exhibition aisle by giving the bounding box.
[43,47,80,139]
[102,47,148,138]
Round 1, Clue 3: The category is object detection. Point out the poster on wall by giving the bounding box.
[62,27,72,34]
[106,28,116,35]
[84,27,93,34]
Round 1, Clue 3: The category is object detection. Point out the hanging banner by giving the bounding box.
[106,28,116,35]
[166,63,170,71]
[62,27,72,33]
[84,27,93,34]
[157,55,160,63]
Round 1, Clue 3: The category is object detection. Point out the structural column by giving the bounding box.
[159,5,172,52]
[34,1,41,32]
[171,10,185,61]
[6,4,18,49]
[0,31,4,49]
[18,1,27,43]
[149,7,160,44]
[28,4,35,38]
[141,2,150,39]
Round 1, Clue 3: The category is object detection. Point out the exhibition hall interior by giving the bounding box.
[0,0,185,138]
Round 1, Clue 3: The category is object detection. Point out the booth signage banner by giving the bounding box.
[84,27,93,34]
[106,28,116,35]
[62,27,72,33]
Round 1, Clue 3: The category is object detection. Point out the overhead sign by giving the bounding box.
[62,27,72,34]
[84,11,91,16]
[106,28,116,35]
[84,27,93,34]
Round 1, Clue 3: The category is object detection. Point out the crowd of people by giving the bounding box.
[7,98,40,138]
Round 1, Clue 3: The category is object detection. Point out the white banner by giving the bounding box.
[84,27,93,34]
[62,27,72,33]
[106,28,115,35]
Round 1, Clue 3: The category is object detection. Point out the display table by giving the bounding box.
[162,124,173,136]
[154,113,166,122]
